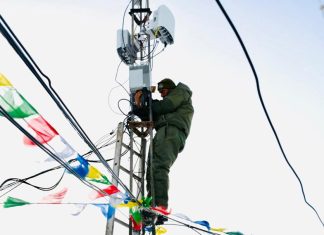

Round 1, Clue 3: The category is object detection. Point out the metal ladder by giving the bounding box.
[105,121,154,235]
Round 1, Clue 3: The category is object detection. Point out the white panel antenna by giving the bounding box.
[147,5,175,45]
[116,29,139,65]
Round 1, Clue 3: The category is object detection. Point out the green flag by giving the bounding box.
[88,174,111,185]
[130,207,142,224]
[3,196,31,208]
[0,87,37,118]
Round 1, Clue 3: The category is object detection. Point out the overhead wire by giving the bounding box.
[0,167,65,197]
[0,131,121,196]
[0,15,136,200]
[213,0,324,228]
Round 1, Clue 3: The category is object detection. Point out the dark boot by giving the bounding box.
[155,215,168,225]
[141,209,157,226]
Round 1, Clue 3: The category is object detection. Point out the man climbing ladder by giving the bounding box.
[134,78,194,224]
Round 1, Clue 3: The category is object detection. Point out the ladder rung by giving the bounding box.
[122,143,142,157]
[120,165,142,182]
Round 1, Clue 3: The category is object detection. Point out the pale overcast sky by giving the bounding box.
[1,1,324,235]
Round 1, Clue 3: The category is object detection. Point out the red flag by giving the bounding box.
[90,185,120,200]
[40,188,68,204]
[23,115,59,145]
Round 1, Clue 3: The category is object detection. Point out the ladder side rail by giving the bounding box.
[105,122,125,235]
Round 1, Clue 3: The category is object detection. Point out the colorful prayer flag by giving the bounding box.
[44,136,76,161]
[87,165,109,184]
[0,73,13,86]
[156,226,167,235]
[0,87,37,118]
[3,196,31,208]
[130,215,142,231]
[70,155,90,178]
[40,187,68,204]
[90,185,120,200]
[194,220,211,230]
[23,115,59,145]
[94,204,115,220]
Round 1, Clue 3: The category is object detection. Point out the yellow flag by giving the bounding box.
[0,74,13,87]
[116,201,138,208]
[156,226,167,235]
[87,166,102,179]
[211,227,226,232]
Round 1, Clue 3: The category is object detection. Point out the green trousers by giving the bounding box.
[146,125,186,207]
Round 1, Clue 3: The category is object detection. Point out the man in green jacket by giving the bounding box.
[134,78,194,223]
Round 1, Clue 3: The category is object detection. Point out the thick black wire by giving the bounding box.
[0,134,126,194]
[0,15,136,200]
[214,0,324,227]
[0,169,65,194]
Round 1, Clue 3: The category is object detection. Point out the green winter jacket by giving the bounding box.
[152,82,194,137]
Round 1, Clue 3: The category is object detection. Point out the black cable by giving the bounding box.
[0,15,136,200]
[1,170,65,193]
[118,98,132,116]
[0,165,63,190]
[214,0,324,227]
[0,135,120,194]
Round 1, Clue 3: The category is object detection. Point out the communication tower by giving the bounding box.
[106,1,175,234]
